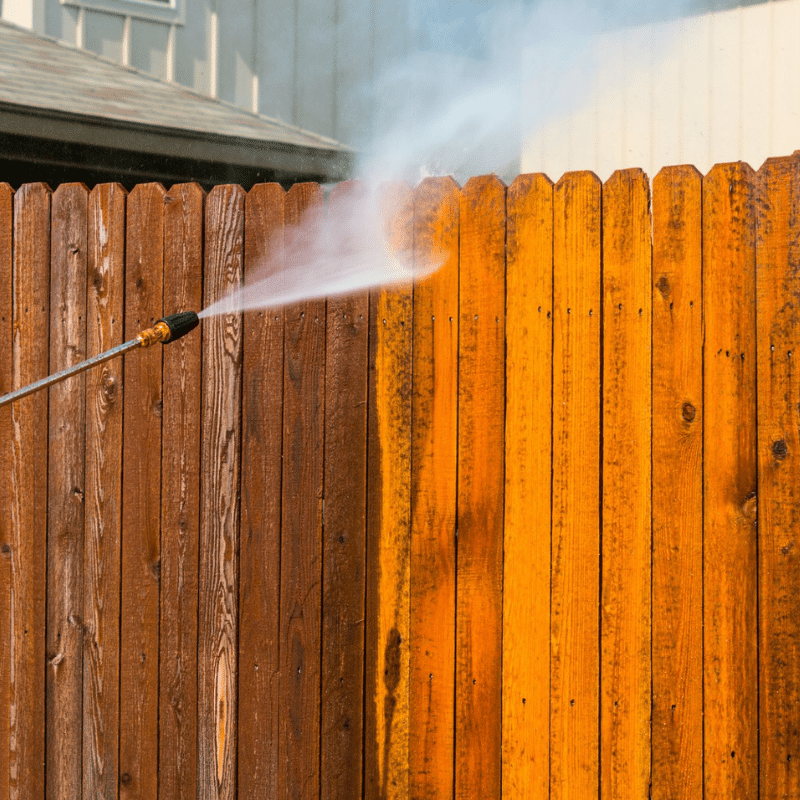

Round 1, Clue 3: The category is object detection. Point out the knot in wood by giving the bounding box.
[681,402,696,422]
[741,492,758,524]
[772,439,789,461]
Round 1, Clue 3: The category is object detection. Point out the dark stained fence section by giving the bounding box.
[0,159,800,799]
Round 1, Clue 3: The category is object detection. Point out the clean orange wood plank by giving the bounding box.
[9,183,51,800]
[550,171,601,800]
[198,185,244,800]
[120,182,164,800]
[321,181,369,800]
[279,182,325,800]
[455,175,505,800]
[46,183,88,800]
[503,173,553,799]
[756,154,800,799]
[365,183,413,800]
[601,168,652,799]
[84,183,126,800]
[651,166,703,800]
[0,182,13,800]
[703,162,758,798]
[239,182,284,800]
[159,183,203,800]
[408,176,459,800]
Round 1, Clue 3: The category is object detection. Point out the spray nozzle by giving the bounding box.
[138,311,200,347]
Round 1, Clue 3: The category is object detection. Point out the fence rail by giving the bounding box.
[1,155,799,799]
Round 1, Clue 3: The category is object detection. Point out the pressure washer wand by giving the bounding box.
[0,311,199,408]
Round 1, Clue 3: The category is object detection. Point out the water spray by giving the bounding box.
[0,311,199,408]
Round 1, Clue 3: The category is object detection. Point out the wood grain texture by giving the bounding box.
[198,185,244,800]
[756,154,800,799]
[160,183,204,800]
[84,183,126,800]
[703,162,758,798]
[0,182,13,800]
[321,181,369,800]
[550,171,601,800]
[120,182,164,800]
[239,182,284,800]
[455,175,505,800]
[651,166,703,800]
[279,182,325,800]
[46,183,89,800]
[365,183,413,800]
[503,173,553,800]
[409,176,459,800]
[9,183,51,800]
[601,168,652,800]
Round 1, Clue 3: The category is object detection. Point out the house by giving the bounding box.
[523,0,800,180]
[0,0,408,151]
[0,12,353,188]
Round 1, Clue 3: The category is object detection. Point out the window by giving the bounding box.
[60,0,184,25]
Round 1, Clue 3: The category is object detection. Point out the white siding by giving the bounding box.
[522,0,800,180]
[83,8,124,63]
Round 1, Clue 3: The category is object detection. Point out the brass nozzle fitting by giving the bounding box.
[137,321,171,348]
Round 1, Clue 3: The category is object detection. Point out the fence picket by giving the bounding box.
[46,183,89,800]
[280,183,325,800]
[601,168,652,799]
[198,185,245,800]
[550,171,601,800]
[455,175,505,800]
[239,182,285,800]
[120,182,165,800]
[756,154,800,799]
[703,162,758,797]
[409,176,459,800]
[0,182,13,800]
[84,183,126,800]
[365,183,413,800]
[10,183,51,800]
[321,180,370,800]
[651,166,704,800]
[160,183,204,800]
[503,173,553,800]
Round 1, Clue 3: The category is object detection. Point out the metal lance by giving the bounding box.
[0,310,200,408]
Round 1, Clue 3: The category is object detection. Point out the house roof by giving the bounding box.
[0,19,353,183]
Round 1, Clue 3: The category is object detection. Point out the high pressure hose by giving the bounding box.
[0,311,200,408]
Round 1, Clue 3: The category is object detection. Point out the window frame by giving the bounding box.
[60,0,185,26]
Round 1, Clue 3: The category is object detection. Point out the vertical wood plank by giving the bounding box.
[703,162,758,798]
[408,176,459,800]
[455,175,505,800]
[120,182,164,800]
[321,181,369,800]
[9,182,51,800]
[651,166,704,800]
[84,183,126,800]
[279,182,325,800]
[46,183,89,800]
[159,183,204,800]
[0,183,13,800]
[239,182,285,800]
[198,185,244,800]
[365,183,413,800]
[503,173,553,800]
[601,168,652,799]
[550,171,601,800]
[756,154,800,799]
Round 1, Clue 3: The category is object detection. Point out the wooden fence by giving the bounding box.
[0,155,799,800]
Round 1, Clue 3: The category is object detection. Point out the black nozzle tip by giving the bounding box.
[158,311,199,343]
